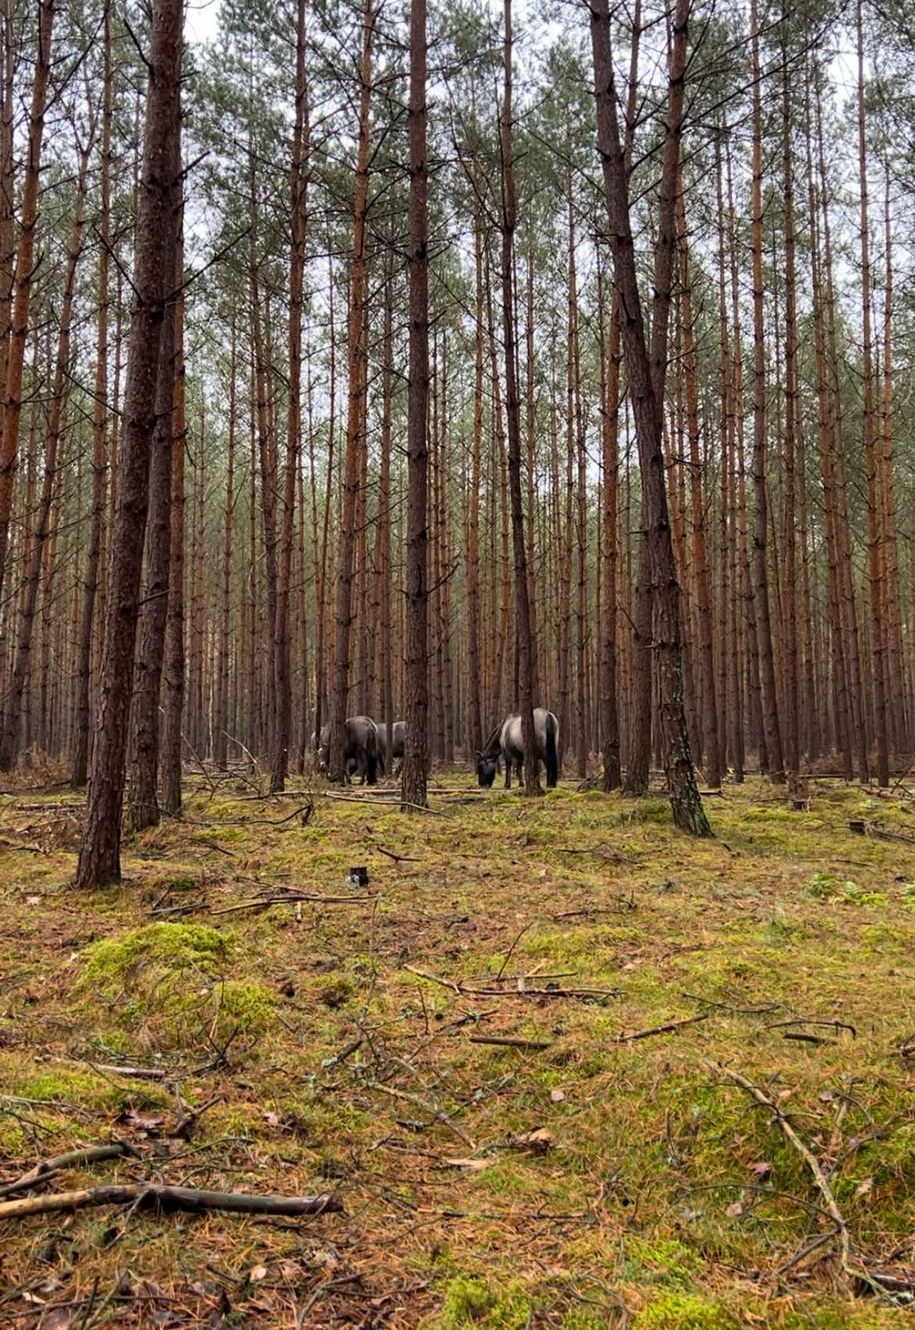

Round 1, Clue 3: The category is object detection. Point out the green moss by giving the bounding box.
[439,1276,531,1329]
[626,1238,701,1286]
[76,923,272,1052]
[79,922,232,992]
[634,1292,737,1330]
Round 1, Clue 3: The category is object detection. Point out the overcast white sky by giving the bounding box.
[186,0,220,47]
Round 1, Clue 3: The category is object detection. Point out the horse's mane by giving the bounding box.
[481,723,503,758]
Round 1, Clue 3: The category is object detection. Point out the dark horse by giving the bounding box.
[316,715,380,784]
[375,720,406,776]
[476,708,559,789]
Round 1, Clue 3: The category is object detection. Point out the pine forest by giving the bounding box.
[0,0,914,1326]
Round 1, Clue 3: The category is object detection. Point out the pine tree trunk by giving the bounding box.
[0,0,54,607]
[589,0,710,835]
[271,0,308,792]
[599,270,621,791]
[76,0,183,888]
[72,7,112,787]
[856,0,888,786]
[329,0,373,782]
[401,0,430,810]
[676,182,720,787]
[749,0,784,783]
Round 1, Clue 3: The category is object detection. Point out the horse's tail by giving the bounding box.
[545,714,559,788]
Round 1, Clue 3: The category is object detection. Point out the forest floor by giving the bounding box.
[0,769,913,1329]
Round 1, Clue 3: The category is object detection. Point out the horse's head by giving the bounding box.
[476,751,497,787]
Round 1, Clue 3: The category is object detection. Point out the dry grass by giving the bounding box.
[0,773,913,1328]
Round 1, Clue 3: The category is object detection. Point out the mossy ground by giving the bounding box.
[0,773,913,1327]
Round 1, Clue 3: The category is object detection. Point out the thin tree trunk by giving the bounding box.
[856,0,888,786]
[500,0,539,794]
[401,0,429,809]
[271,0,308,792]
[72,5,112,787]
[156,207,183,822]
[676,181,720,787]
[330,0,373,782]
[749,0,784,783]
[0,0,54,606]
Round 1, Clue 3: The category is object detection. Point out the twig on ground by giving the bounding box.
[322,792,451,816]
[0,1183,344,1221]
[848,819,915,844]
[765,1018,856,1038]
[707,1061,896,1300]
[468,1034,553,1051]
[370,1082,474,1147]
[494,920,536,981]
[0,1142,140,1200]
[679,992,781,1016]
[210,891,377,916]
[781,1032,836,1045]
[63,1060,170,1081]
[614,1013,712,1042]
[372,844,422,863]
[552,895,636,917]
[404,965,618,1001]
[172,1093,221,1142]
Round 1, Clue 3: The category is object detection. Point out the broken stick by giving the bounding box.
[0,1142,140,1201]
[0,1183,344,1222]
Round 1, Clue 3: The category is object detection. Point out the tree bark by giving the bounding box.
[271,0,308,792]
[0,0,54,608]
[589,0,710,835]
[72,5,112,788]
[76,0,183,888]
[401,0,430,810]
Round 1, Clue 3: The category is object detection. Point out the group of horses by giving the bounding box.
[315,716,406,784]
[316,707,560,790]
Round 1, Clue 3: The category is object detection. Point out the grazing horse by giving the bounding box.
[316,715,380,785]
[375,720,406,776]
[476,708,560,789]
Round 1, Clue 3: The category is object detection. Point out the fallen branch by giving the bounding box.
[680,991,781,1016]
[321,792,450,816]
[372,845,422,863]
[0,1183,344,1222]
[404,965,618,1002]
[468,1035,554,1051]
[0,836,43,853]
[614,1013,711,1043]
[0,1142,140,1201]
[765,1018,856,1038]
[707,1062,893,1300]
[81,1061,169,1081]
[848,819,915,844]
[210,891,377,916]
